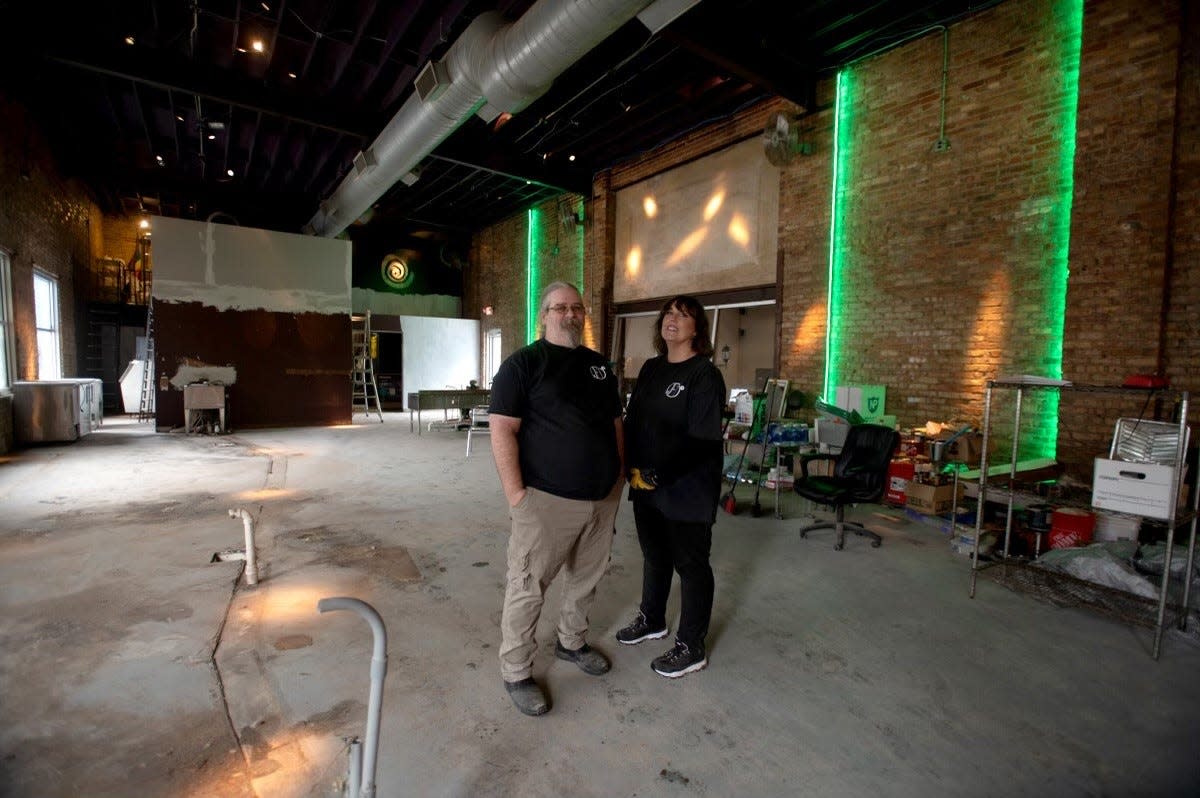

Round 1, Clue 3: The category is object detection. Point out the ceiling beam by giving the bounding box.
[44,43,378,140]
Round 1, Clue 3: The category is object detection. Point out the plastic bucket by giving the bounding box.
[1048,507,1096,549]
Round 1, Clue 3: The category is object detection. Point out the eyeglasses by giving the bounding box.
[547,304,586,315]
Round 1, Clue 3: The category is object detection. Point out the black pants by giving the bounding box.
[632,500,714,649]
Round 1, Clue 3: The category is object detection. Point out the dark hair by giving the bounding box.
[651,295,714,358]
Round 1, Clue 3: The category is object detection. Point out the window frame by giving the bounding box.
[33,268,62,381]
[0,248,13,390]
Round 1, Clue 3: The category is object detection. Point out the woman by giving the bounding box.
[618,295,726,678]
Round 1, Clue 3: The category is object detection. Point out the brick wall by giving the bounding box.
[462,0,1195,477]
[0,92,94,382]
[466,194,594,374]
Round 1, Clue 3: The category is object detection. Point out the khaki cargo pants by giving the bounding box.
[499,484,620,682]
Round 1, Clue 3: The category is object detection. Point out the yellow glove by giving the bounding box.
[630,468,657,491]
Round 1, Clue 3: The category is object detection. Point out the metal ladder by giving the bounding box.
[351,312,384,422]
[137,298,156,422]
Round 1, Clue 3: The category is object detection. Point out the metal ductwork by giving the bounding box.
[305,0,657,238]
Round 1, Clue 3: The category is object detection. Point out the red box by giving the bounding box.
[886,460,915,505]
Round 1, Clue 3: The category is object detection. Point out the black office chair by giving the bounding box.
[793,424,900,550]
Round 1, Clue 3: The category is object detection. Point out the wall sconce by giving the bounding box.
[720,345,731,367]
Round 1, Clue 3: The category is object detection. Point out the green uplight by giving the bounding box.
[526,208,542,344]
[1031,0,1083,460]
[823,69,852,403]
[575,199,585,291]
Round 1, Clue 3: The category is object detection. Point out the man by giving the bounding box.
[488,281,625,716]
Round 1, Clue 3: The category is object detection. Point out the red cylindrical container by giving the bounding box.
[1048,507,1096,549]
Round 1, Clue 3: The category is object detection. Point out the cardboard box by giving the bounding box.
[885,460,915,505]
[835,384,886,421]
[905,481,963,515]
[1092,458,1176,520]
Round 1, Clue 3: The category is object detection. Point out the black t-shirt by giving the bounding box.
[624,354,726,523]
[489,338,623,501]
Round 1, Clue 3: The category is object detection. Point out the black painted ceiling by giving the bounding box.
[0,0,1006,239]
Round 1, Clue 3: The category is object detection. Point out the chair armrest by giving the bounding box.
[798,452,837,479]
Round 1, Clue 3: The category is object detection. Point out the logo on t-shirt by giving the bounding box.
[665,382,685,398]
[590,365,608,380]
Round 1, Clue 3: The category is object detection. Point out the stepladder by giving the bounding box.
[138,298,156,422]
[352,312,384,422]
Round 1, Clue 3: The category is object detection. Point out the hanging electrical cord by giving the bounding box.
[935,26,951,152]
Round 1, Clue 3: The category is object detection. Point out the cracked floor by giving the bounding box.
[1,415,1199,797]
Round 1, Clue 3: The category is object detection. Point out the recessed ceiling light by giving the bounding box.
[568,154,576,162]
[155,154,163,163]
[124,36,135,46]
[176,115,184,122]
[287,71,297,79]
[237,47,247,53]
[251,40,265,53]
[226,169,235,177]
[208,134,216,140]
[261,2,270,10]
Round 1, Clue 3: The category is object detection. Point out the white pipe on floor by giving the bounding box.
[318,597,388,798]
[227,508,258,586]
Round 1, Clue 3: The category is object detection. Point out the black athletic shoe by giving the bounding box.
[651,641,708,678]
[615,612,669,645]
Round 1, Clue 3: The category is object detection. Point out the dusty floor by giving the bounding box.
[1,414,1199,797]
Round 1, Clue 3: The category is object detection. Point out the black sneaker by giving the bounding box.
[554,641,611,675]
[615,612,668,645]
[503,677,549,716]
[651,641,708,678]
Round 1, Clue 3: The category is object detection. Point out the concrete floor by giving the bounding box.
[1,414,1199,797]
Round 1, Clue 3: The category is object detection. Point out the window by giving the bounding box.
[0,250,12,389]
[33,270,62,380]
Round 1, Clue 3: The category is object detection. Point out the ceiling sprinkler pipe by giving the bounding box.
[227,508,258,585]
[318,597,388,798]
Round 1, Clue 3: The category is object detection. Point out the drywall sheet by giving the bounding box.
[352,287,461,319]
[152,217,351,313]
[399,316,480,395]
[614,137,779,302]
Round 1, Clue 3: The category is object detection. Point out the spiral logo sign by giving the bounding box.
[590,365,608,380]
[665,382,685,398]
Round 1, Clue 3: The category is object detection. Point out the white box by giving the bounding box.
[813,417,849,448]
[835,384,886,421]
[1092,458,1176,520]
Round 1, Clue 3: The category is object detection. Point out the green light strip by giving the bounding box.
[526,208,541,344]
[823,69,852,402]
[1034,0,1083,460]
[575,198,585,291]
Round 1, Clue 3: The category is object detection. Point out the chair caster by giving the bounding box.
[871,539,882,548]
[834,542,844,551]
[800,530,808,538]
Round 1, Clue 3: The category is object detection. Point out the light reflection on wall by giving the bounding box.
[643,196,658,218]
[667,227,709,267]
[626,246,642,277]
[727,213,750,248]
[967,267,1012,392]
[790,303,827,357]
[704,190,725,221]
